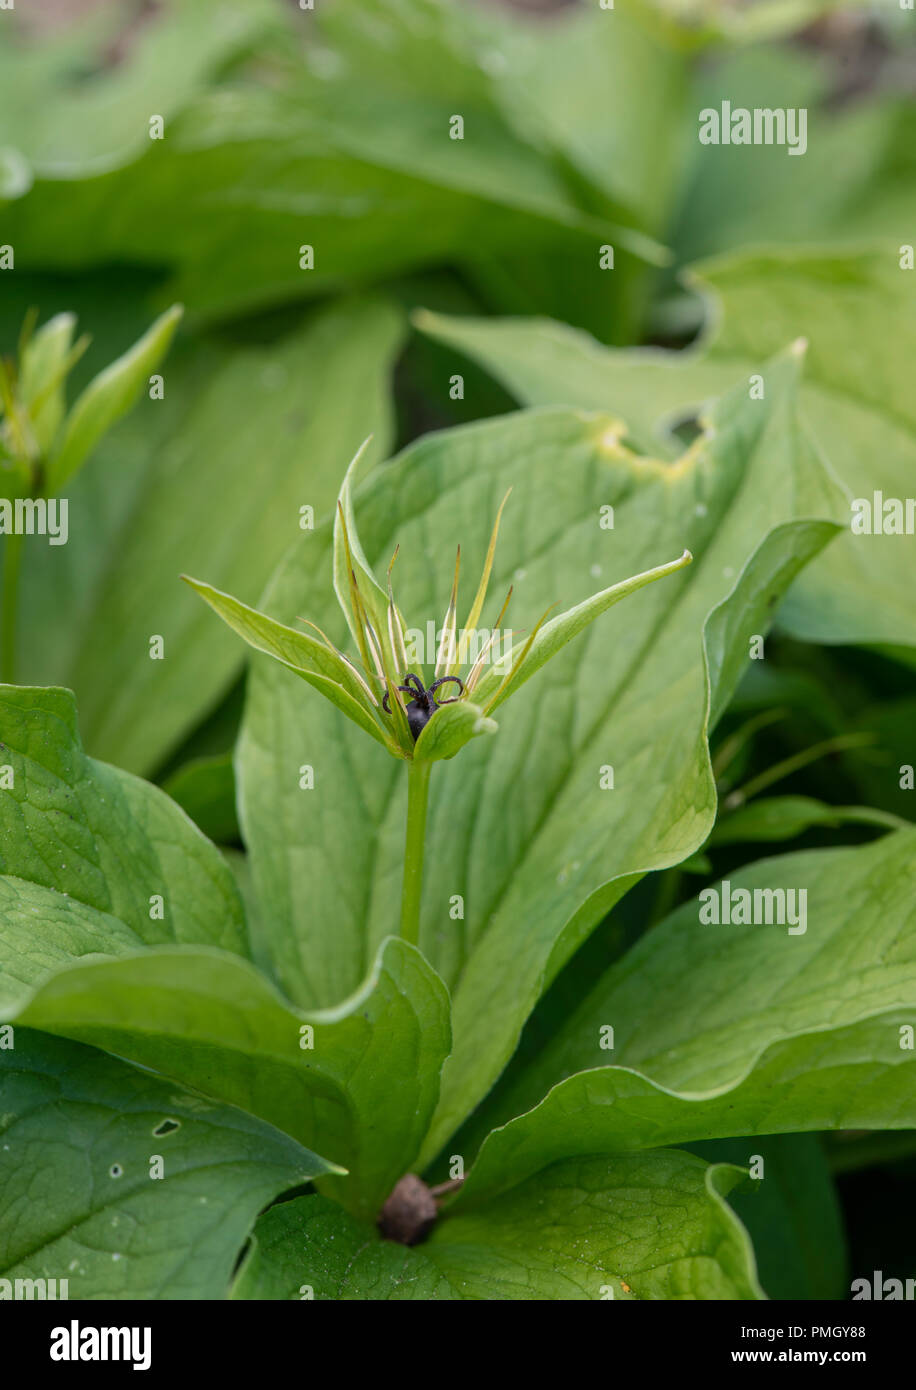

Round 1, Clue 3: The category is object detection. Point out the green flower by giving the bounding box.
[185,440,691,765]
[1,304,182,683]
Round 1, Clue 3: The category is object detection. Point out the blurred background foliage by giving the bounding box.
[0,0,913,1298]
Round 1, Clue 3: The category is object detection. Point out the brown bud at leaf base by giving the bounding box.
[378,1174,438,1246]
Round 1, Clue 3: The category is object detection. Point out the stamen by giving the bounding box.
[462,488,511,654]
[386,546,410,676]
[465,586,513,694]
[435,546,461,680]
[337,503,376,680]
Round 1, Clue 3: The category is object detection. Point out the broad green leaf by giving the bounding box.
[673,44,916,265]
[424,1153,762,1301]
[0,0,278,176]
[238,361,845,1158]
[314,0,510,109]
[457,830,916,1204]
[688,1135,847,1301]
[300,0,629,233]
[45,305,183,493]
[232,1193,454,1300]
[709,795,907,847]
[491,0,694,233]
[0,939,450,1222]
[14,297,403,774]
[0,877,147,1010]
[0,685,245,954]
[302,0,665,250]
[0,1029,337,1300]
[412,304,735,448]
[416,246,916,652]
[0,25,654,337]
[692,251,916,653]
[232,1151,761,1300]
[461,1011,916,1209]
[289,0,671,341]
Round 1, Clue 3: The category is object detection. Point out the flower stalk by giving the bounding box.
[400,759,432,947]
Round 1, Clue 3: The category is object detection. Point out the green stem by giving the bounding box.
[1,529,24,684]
[724,731,876,808]
[712,707,787,781]
[400,759,432,947]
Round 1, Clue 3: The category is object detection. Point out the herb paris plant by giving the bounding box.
[186,444,691,946]
[1,0,914,1307]
[0,305,182,684]
[1,362,913,1300]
